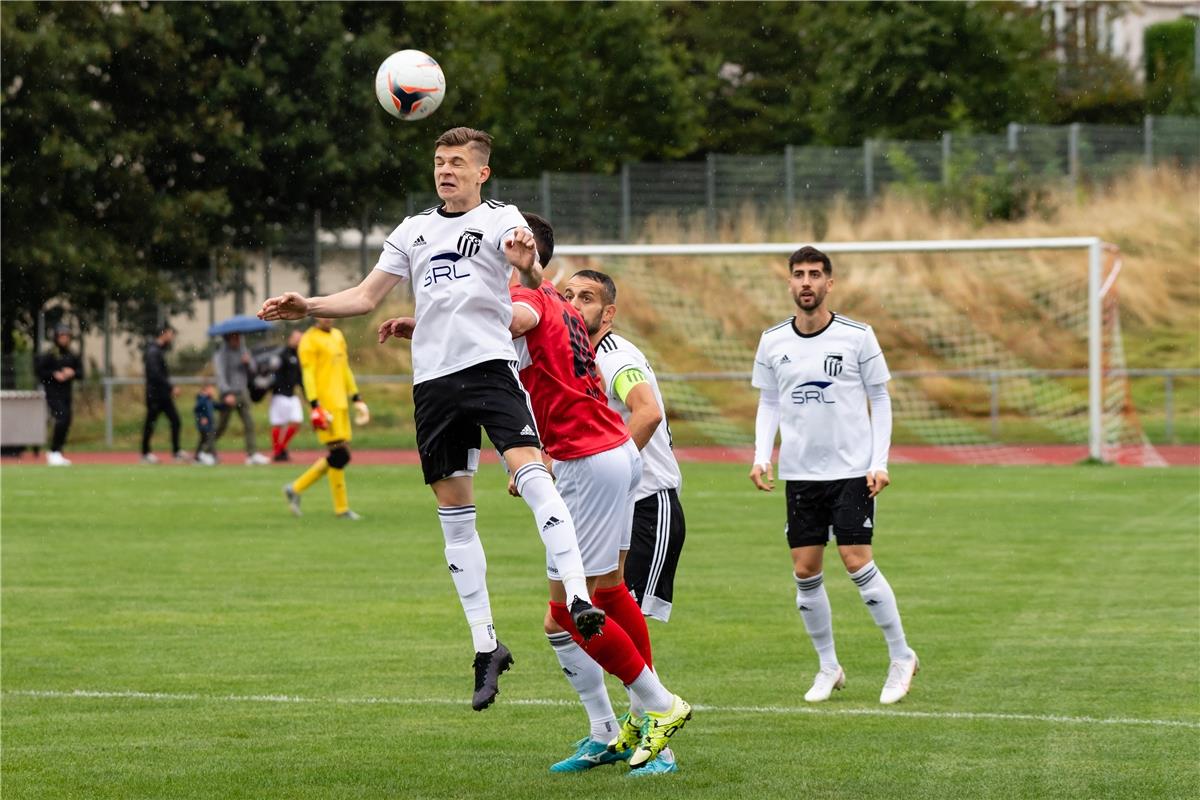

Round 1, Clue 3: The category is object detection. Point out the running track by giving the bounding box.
[4,445,1197,467]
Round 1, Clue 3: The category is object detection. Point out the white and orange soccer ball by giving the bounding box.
[374,49,446,122]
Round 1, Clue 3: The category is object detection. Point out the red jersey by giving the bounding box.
[511,284,630,461]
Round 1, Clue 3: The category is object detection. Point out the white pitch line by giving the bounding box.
[6,689,1198,730]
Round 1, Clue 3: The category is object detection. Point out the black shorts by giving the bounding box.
[412,360,541,485]
[785,477,875,548]
[625,488,686,623]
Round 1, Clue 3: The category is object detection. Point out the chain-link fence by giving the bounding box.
[392,115,1199,242]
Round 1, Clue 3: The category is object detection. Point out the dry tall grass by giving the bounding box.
[345,168,1198,378]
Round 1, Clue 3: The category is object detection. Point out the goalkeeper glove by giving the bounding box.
[310,402,331,431]
[353,399,370,426]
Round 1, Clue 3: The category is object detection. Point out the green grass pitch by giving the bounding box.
[2,463,1197,799]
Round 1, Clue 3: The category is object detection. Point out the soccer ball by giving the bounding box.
[374,50,446,122]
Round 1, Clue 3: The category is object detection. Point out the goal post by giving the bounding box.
[553,236,1146,465]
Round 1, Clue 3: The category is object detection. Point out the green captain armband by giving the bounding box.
[612,366,649,404]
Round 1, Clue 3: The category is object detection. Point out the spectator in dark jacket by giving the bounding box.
[141,324,186,464]
[35,324,83,466]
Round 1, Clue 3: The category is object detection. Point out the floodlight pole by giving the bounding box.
[1087,239,1103,461]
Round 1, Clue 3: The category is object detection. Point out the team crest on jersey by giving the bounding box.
[824,353,844,376]
[457,228,484,258]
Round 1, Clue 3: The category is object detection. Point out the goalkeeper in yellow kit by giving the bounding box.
[283,318,369,520]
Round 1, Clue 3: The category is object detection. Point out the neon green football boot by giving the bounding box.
[629,695,692,769]
[605,712,645,756]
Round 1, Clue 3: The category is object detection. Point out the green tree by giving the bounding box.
[458,2,704,174]
[661,1,822,153]
[807,2,1057,143]
[1145,17,1200,116]
[1,2,234,385]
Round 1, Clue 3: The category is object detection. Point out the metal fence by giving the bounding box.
[95,368,1199,447]
[398,115,1199,242]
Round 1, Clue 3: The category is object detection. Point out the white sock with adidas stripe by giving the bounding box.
[795,572,839,669]
[547,631,617,743]
[849,560,911,661]
[438,505,496,654]
[513,462,590,604]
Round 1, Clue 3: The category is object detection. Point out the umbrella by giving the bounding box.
[207,314,276,337]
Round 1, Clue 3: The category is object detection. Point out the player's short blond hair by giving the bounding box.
[434,127,493,163]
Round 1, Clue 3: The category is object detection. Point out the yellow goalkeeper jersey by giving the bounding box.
[298,326,358,410]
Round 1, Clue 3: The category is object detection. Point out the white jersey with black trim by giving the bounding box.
[374,200,531,384]
[752,313,891,481]
[594,332,682,499]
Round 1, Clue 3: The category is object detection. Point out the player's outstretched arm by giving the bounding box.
[505,228,542,289]
[260,271,403,321]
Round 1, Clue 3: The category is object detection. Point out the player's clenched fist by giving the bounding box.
[504,228,537,271]
[259,292,310,321]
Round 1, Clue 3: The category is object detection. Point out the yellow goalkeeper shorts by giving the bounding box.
[317,409,352,444]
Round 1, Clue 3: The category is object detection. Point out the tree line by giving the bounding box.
[2,1,1194,385]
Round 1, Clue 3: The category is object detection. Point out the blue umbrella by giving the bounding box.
[207,315,276,337]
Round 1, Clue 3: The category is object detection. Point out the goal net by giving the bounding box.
[552,238,1161,466]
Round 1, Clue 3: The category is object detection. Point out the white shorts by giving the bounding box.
[547,439,642,579]
[268,394,303,426]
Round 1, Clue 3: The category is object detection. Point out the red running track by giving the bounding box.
[3,445,1197,467]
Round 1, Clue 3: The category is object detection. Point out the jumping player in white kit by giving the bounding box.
[259,127,601,713]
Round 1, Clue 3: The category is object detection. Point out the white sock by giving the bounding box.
[794,572,839,670]
[513,462,590,603]
[624,684,646,719]
[627,666,673,715]
[438,506,496,653]
[547,631,617,742]
[850,561,911,661]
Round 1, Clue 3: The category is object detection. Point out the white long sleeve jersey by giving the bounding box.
[751,313,892,480]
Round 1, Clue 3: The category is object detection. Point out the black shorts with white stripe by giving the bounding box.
[784,477,875,548]
[412,359,541,485]
[625,487,686,623]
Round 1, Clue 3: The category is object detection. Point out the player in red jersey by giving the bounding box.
[507,214,690,775]
[378,215,692,773]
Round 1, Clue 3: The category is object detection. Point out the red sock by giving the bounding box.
[594,584,652,670]
[271,426,283,457]
[280,423,299,451]
[549,601,646,685]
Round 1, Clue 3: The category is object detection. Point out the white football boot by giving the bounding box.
[804,665,846,702]
[880,651,919,705]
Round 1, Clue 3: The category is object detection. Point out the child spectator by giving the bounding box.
[193,382,218,465]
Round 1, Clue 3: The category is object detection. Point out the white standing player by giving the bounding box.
[749,245,919,705]
[563,269,686,624]
[259,126,602,713]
